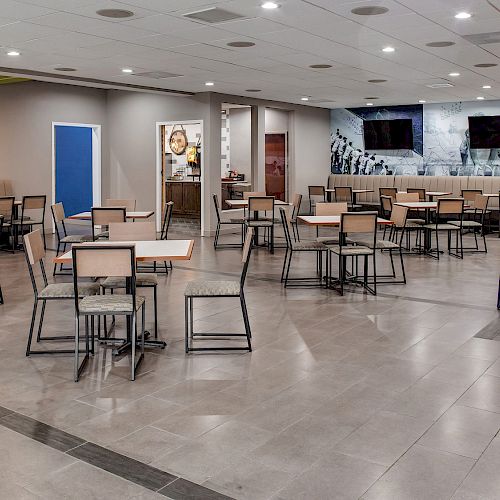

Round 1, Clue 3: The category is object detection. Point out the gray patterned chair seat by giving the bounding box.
[227,218,245,224]
[465,208,490,214]
[354,239,400,250]
[423,223,461,230]
[407,218,426,225]
[245,220,273,227]
[60,234,93,243]
[184,280,240,297]
[38,282,100,299]
[292,241,327,251]
[328,245,374,256]
[448,220,481,228]
[101,273,158,288]
[316,236,354,245]
[79,295,145,314]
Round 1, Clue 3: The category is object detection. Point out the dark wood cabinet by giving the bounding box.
[166,181,201,217]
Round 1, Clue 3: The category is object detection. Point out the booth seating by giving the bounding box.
[327,175,500,211]
[0,180,13,197]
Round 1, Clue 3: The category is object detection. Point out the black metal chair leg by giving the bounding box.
[36,300,46,342]
[26,301,38,356]
[153,286,158,339]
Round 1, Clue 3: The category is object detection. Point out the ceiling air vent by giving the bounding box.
[463,31,500,45]
[184,8,245,23]
[426,83,454,88]
[133,71,182,79]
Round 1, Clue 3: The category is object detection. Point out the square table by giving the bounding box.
[298,215,392,226]
[68,211,154,220]
[225,199,290,208]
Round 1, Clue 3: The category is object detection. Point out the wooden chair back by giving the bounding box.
[380,195,393,212]
[91,207,126,226]
[51,202,65,223]
[475,194,489,212]
[379,187,397,199]
[461,189,482,204]
[407,188,426,201]
[396,192,419,203]
[437,198,464,215]
[390,204,409,228]
[243,191,266,200]
[334,187,352,203]
[72,244,135,278]
[248,196,274,212]
[308,186,325,197]
[315,202,347,216]
[0,196,15,222]
[23,195,46,210]
[109,222,156,242]
[340,212,377,234]
[24,229,45,265]
[104,199,136,211]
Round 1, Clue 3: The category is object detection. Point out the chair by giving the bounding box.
[315,202,348,244]
[461,190,489,224]
[243,191,266,199]
[289,193,303,242]
[334,186,361,210]
[407,188,426,201]
[13,195,47,250]
[395,192,425,226]
[213,194,245,249]
[184,227,253,352]
[379,187,397,199]
[103,199,136,211]
[327,212,378,296]
[246,196,275,253]
[308,186,326,214]
[23,229,100,357]
[91,207,126,240]
[280,208,327,287]
[157,200,174,273]
[72,243,146,381]
[101,221,160,338]
[0,196,15,252]
[356,205,408,285]
[449,194,488,253]
[51,202,92,275]
[423,198,464,259]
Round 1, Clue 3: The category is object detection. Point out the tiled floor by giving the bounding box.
[1,225,500,499]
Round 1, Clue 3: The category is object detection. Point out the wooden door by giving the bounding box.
[265,133,287,201]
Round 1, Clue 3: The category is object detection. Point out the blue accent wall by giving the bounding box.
[55,126,93,216]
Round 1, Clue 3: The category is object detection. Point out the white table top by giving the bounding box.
[225,199,290,208]
[298,215,392,226]
[399,191,451,197]
[68,211,154,220]
[484,193,499,197]
[394,202,437,209]
[325,189,374,194]
[54,239,194,264]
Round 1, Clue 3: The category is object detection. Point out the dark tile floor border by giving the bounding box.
[0,405,233,500]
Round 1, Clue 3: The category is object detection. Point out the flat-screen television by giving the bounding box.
[363,119,413,150]
[468,115,500,149]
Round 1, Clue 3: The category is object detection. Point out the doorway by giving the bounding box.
[156,120,204,236]
[265,133,287,201]
[52,122,101,219]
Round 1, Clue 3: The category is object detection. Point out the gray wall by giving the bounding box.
[227,108,251,182]
[0,81,108,226]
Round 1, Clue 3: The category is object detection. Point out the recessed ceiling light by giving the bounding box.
[261,2,279,9]
[366,102,374,106]
[205,81,214,86]
[448,72,460,76]
[351,6,389,15]
[419,100,426,103]
[426,41,456,47]
[382,46,395,52]
[368,79,387,83]
[477,96,485,100]
[364,97,379,100]
[475,63,497,68]
[301,97,309,101]
[54,67,77,72]
[455,12,472,19]
[121,68,133,73]
[7,50,20,56]
[96,8,134,18]
[227,41,255,47]
[483,85,492,89]
[310,64,333,69]
[245,89,262,92]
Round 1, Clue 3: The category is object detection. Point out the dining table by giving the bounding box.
[54,239,194,350]
[298,215,393,226]
[68,211,154,220]
[325,188,373,205]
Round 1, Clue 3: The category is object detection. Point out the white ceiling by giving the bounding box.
[0,0,499,108]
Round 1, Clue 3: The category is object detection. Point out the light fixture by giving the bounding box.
[419,100,426,103]
[227,41,255,47]
[477,96,485,100]
[448,72,460,77]
[97,8,134,18]
[310,64,333,69]
[455,12,471,19]
[483,85,492,89]
[7,50,20,56]
[301,96,309,101]
[368,79,387,83]
[366,102,374,106]
[205,81,214,86]
[382,46,395,52]
[121,68,133,73]
[245,89,262,92]
[261,2,279,9]
[54,67,77,72]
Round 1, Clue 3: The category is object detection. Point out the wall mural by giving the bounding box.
[331,99,500,176]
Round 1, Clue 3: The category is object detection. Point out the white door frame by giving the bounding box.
[52,122,102,226]
[155,120,204,236]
